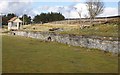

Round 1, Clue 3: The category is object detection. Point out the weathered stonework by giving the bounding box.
[10,31,119,53]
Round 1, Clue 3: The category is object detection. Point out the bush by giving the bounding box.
[33,12,65,24]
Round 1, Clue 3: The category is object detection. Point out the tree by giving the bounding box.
[2,13,16,25]
[7,13,16,20]
[33,12,65,24]
[74,7,82,24]
[86,0,104,24]
[33,15,40,23]
[21,14,31,25]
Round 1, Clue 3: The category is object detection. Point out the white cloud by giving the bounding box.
[0,1,33,16]
[62,3,118,18]
[29,3,118,18]
[0,1,9,14]
[0,1,118,19]
[73,3,88,18]
[1,0,119,2]
[98,7,118,17]
[69,11,79,18]
[36,3,88,18]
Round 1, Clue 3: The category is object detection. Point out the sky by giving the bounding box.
[0,0,119,19]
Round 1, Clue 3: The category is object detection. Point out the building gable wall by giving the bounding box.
[8,18,22,30]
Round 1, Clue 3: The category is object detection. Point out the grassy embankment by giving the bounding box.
[23,23,118,37]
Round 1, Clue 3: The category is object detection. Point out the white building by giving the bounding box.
[8,17,22,30]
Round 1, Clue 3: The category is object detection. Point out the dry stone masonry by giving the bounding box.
[11,31,119,53]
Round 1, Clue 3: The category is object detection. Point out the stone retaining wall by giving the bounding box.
[11,31,119,53]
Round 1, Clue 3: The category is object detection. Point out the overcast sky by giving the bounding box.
[0,0,119,18]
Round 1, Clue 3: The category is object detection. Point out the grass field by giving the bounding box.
[22,23,118,37]
[2,35,118,73]
[59,24,118,37]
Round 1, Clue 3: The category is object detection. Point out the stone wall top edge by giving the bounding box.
[11,31,118,41]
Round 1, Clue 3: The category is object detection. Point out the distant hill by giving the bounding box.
[65,15,120,20]
[50,15,119,25]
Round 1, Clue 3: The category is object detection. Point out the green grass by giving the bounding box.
[2,35,118,73]
[22,24,118,37]
[59,24,118,37]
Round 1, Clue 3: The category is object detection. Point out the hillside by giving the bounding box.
[22,20,118,38]
[49,16,119,25]
[3,16,119,38]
